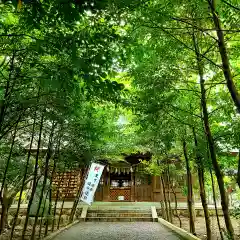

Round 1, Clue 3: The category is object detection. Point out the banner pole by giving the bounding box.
[69,164,90,223]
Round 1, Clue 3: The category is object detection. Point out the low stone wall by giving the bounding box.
[157,208,224,217]
[7,215,71,227]
[1,207,83,229]
[0,207,83,240]
[158,218,201,240]
[5,207,79,216]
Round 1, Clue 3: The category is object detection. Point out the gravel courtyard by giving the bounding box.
[53,222,183,240]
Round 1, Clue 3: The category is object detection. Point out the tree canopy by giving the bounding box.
[1,0,240,239]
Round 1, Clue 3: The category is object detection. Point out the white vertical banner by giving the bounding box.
[80,162,105,205]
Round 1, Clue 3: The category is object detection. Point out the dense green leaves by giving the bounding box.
[1,0,240,237]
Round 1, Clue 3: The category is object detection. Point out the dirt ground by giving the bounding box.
[173,216,240,239]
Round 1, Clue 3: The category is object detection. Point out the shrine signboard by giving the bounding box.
[80,163,105,205]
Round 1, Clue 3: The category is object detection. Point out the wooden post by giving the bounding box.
[103,169,109,201]
[131,170,134,202]
[152,176,157,201]
[134,171,137,202]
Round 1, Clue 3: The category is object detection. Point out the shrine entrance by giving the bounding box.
[92,152,158,202]
[52,152,187,203]
[94,163,154,202]
[109,172,132,201]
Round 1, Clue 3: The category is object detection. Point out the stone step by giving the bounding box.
[87,209,150,213]
[87,212,152,217]
[86,217,153,222]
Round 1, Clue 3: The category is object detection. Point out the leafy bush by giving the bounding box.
[230,204,240,219]
[14,191,27,204]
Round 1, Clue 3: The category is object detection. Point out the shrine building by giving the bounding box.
[52,152,186,202]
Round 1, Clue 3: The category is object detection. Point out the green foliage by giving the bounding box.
[0,1,240,235]
[231,204,240,219]
[0,2,136,225]
[29,177,50,217]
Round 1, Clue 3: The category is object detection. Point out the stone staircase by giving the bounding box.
[86,208,154,222]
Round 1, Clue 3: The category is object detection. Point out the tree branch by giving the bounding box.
[166,103,202,119]
[166,111,194,128]
[221,0,240,11]
[9,174,42,200]
[143,23,222,69]
[171,16,219,42]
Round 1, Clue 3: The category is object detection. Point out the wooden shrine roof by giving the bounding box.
[123,152,152,165]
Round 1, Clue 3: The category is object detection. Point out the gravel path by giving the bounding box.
[53,222,183,240]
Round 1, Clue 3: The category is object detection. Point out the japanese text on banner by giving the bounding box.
[80,163,105,205]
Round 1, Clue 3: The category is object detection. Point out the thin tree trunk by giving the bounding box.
[192,25,233,236]
[22,111,45,239]
[38,189,49,239]
[208,0,240,112]
[57,176,72,229]
[1,202,8,232]
[159,176,166,220]
[210,168,224,240]
[0,52,15,133]
[170,180,182,228]
[193,127,211,240]
[201,68,234,238]
[237,151,240,189]
[44,157,57,237]
[198,166,212,239]
[157,160,166,219]
[161,175,170,222]
[30,122,55,240]
[1,205,8,232]
[0,116,20,233]
[57,199,65,230]
[183,139,196,235]
[166,167,173,223]
[52,170,65,232]
[160,199,166,219]
[69,168,85,223]
[0,189,12,232]
[0,115,20,193]
[44,130,61,237]
[10,108,38,240]
[192,31,234,238]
